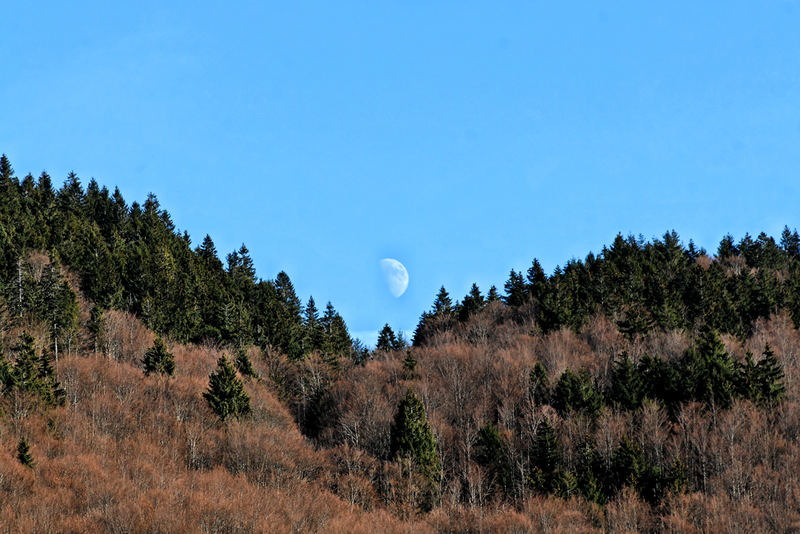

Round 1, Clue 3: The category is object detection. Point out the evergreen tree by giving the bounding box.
[458,283,485,321]
[608,352,643,411]
[504,269,528,307]
[142,337,175,377]
[552,369,603,420]
[531,420,560,491]
[432,286,453,315]
[755,343,785,406]
[486,285,501,303]
[529,362,551,405]
[390,388,441,483]
[204,356,251,421]
[402,350,418,378]
[376,324,400,352]
[234,347,257,379]
[302,296,323,354]
[474,423,512,496]
[683,328,737,409]
[17,438,34,468]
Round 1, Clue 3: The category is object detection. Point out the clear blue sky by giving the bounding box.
[3,2,800,345]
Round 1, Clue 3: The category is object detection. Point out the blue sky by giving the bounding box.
[2,2,800,345]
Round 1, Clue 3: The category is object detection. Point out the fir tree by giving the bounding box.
[608,352,643,411]
[755,343,785,406]
[552,368,603,420]
[486,285,501,303]
[204,356,251,421]
[504,269,528,307]
[234,347,257,379]
[432,286,453,315]
[390,388,441,483]
[531,420,560,491]
[376,324,399,352]
[17,438,34,468]
[142,337,175,377]
[458,283,484,321]
[474,423,512,496]
[529,362,550,405]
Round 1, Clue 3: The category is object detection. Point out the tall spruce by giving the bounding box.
[142,337,175,377]
[390,388,441,483]
[204,356,251,421]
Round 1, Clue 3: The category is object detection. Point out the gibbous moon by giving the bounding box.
[380,258,409,298]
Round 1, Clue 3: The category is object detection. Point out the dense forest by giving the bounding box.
[2,155,800,532]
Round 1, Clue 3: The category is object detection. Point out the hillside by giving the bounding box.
[2,156,800,532]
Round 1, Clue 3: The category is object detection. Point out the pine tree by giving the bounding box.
[474,423,512,496]
[531,420,560,491]
[755,343,785,406]
[458,283,484,321]
[17,438,34,468]
[504,269,528,307]
[552,368,603,420]
[376,324,399,352]
[432,286,453,315]
[684,328,736,409]
[486,285,501,303]
[608,352,643,411]
[142,337,175,377]
[529,362,551,405]
[402,350,418,379]
[390,388,441,483]
[204,356,251,421]
[234,347,257,379]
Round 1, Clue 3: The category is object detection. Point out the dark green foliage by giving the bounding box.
[402,350,417,378]
[390,388,441,483]
[474,423,512,496]
[412,228,800,349]
[529,363,550,405]
[17,438,34,468]
[683,328,737,410]
[753,344,785,406]
[2,333,65,408]
[142,337,175,377]
[531,420,560,491]
[204,356,251,421]
[457,283,484,321]
[552,369,603,420]
[234,347,257,379]
[608,352,643,411]
[376,324,405,352]
[0,155,352,360]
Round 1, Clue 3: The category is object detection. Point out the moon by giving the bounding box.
[380,258,409,298]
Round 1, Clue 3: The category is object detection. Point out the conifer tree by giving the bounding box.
[234,347,257,379]
[755,343,785,406]
[204,356,251,421]
[486,285,501,303]
[432,286,453,315]
[684,328,736,409]
[376,324,399,352]
[608,352,643,411]
[531,420,560,491]
[529,362,550,405]
[552,369,603,420]
[458,283,484,321]
[390,388,441,483]
[402,350,417,379]
[17,438,34,468]
[504,269,528,307]
[474,423,512,496]
[142,337,175,377]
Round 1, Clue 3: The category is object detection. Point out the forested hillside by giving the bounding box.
[2,155,800,532]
